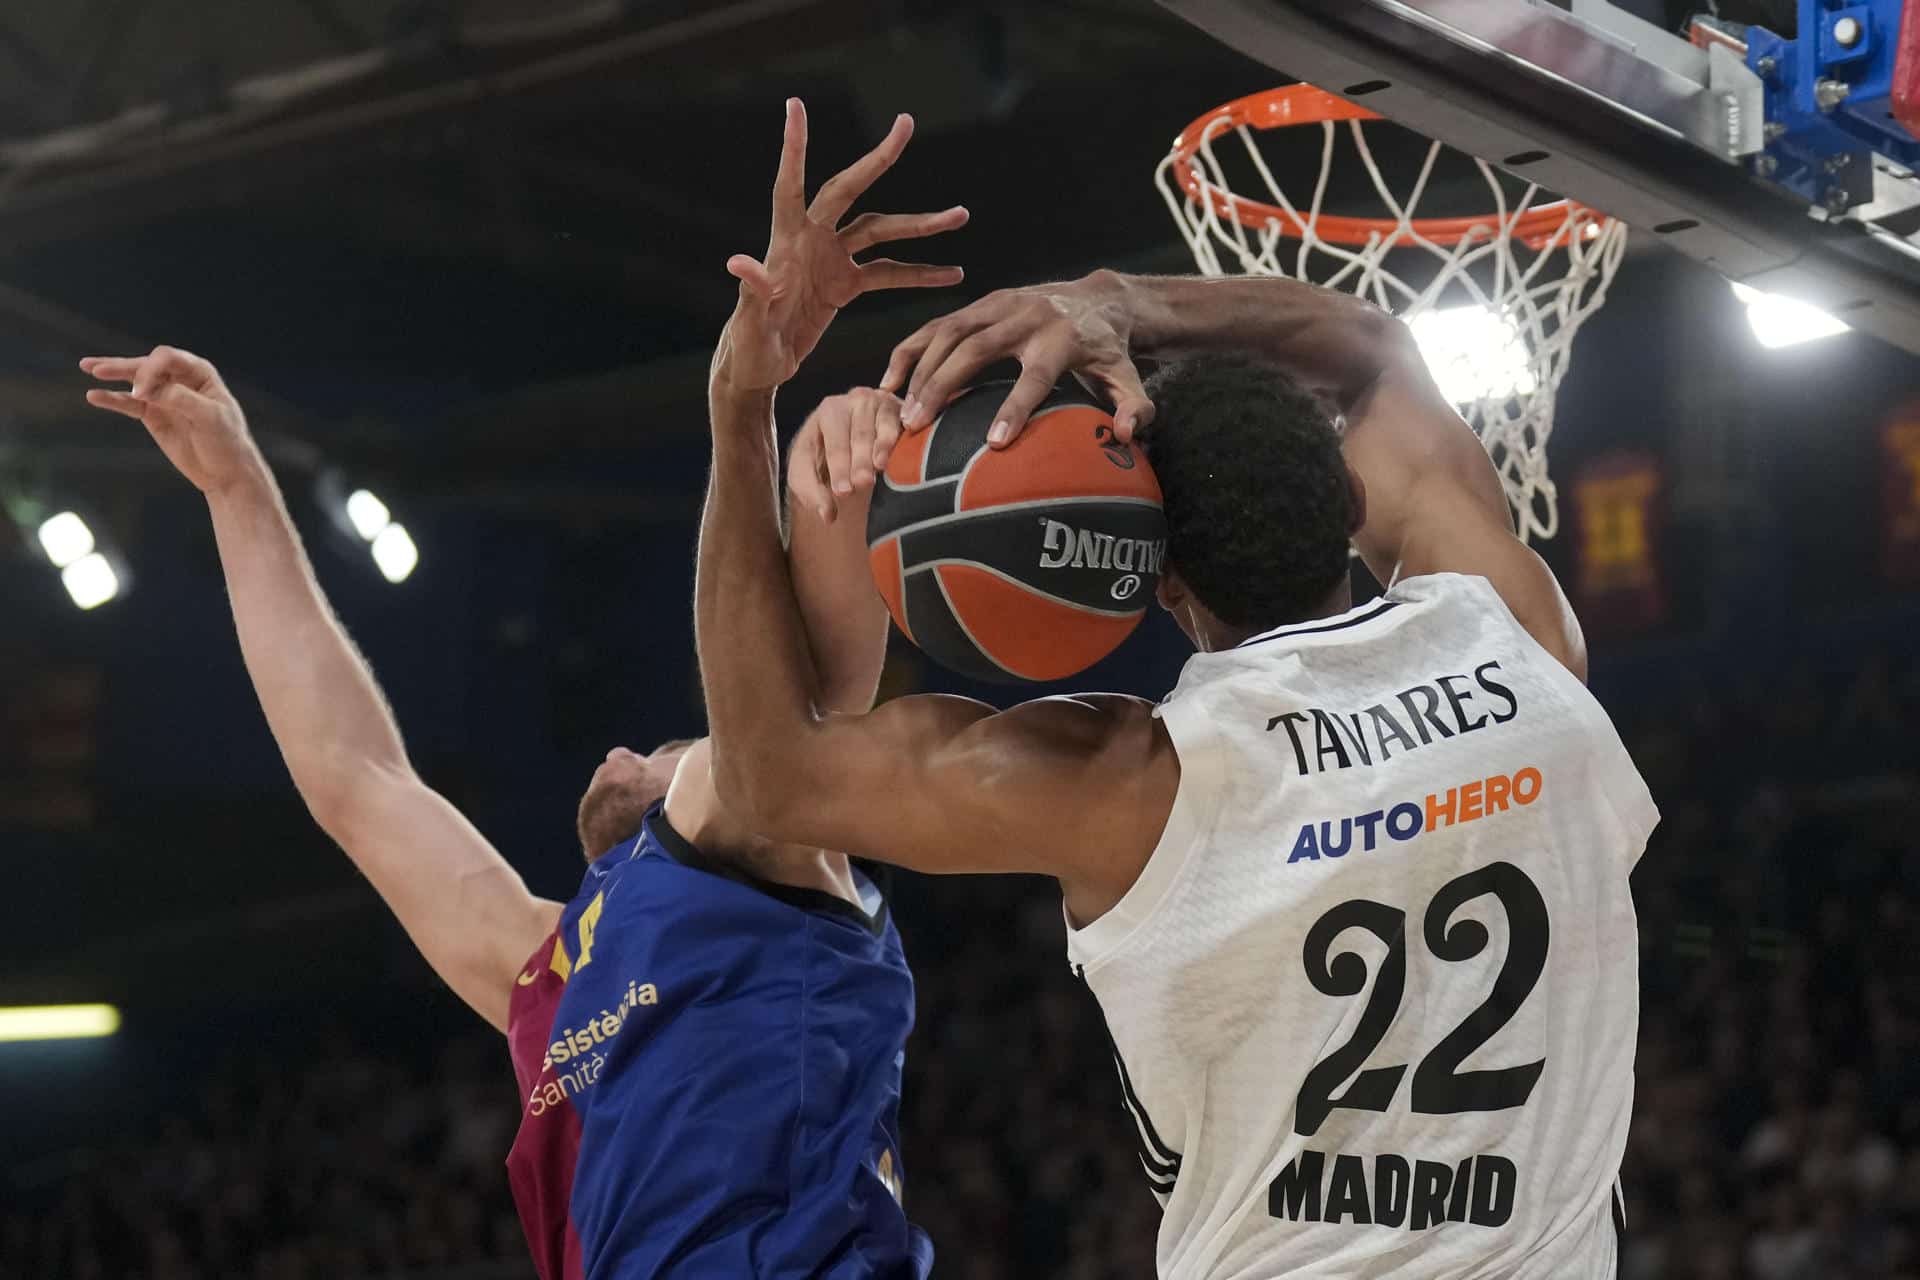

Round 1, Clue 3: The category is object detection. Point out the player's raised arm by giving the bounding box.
[81,348,558,1032]
[881,272,1587,680]
[696,103,1173,918]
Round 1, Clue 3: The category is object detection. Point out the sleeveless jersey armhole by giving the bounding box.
[1447,572,1661,863]
[1064,693,1223,973]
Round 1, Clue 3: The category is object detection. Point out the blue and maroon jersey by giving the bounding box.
[505,806,932,1280]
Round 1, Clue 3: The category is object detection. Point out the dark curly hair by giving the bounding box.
[1142,353,1354,632]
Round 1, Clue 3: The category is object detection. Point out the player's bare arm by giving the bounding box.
[662,389,900,862]
[80,346,932,1023]
[881,272,1588,681]
[80,346,558,1032]
[698,102,1177,923]
[784,391,896,715]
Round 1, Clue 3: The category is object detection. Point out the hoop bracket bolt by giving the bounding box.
[1833,16,1863,48]
[1815,78,1852,111]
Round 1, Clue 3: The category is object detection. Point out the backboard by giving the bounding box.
[1154,0,1920,355]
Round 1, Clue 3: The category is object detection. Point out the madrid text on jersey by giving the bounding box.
[1265,660,1518,776]
[1270,1150,1519,1231]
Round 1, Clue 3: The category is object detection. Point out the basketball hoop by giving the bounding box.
[1155,85,1628,544]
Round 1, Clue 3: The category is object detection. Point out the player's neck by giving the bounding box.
[1201,578,1355,651]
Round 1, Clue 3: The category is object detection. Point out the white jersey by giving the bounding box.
[1066,574,1657,1280]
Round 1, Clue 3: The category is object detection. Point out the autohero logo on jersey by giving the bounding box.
[1266,659,1519,777]
[1285,766,1542,863]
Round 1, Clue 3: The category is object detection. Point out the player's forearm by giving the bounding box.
[204,464,413,822]
[697,373,828,823]
[786,483,888,715]
[1116,272,1403,405]
[1117,270,1506,565]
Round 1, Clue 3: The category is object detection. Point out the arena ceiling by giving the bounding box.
[0,0,1274,516]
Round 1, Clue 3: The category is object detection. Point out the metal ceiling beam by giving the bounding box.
[0,0,893,252]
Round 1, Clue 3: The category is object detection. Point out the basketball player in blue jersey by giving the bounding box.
[706,99,1654,1279]
[77,110,965,1280]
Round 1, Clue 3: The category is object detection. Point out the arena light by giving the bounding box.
[36,514,96,568]
[0,1003,121,1043]
[1730,282,1849,348]
[1407,305,1537,405]
[36,511,96,568]
[370,523,418,583]
[345,488,391,540]
[59,553,120,609]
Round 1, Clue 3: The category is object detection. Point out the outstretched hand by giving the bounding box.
[80,346,263,496]
[716,99,968,395]
[878,272,1155,449]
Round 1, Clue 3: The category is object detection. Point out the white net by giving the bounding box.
[1154,93,1629,543]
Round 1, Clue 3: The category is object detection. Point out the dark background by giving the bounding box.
[2,2,1918,1278]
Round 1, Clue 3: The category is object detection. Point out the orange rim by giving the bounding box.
[1169,85,1604,249]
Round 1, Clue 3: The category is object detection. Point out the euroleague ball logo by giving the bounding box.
[1093,423,1134,470]
[1110,575,1142,601]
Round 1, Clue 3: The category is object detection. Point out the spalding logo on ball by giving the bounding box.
[866,380,1166,683]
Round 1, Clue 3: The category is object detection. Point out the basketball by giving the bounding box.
[865,381,1166,683]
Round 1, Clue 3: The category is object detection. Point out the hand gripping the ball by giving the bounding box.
[878,269,1156,450]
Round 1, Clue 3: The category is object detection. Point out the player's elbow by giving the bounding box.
[300,753,416,844]
[1361,306,1423,370]
[707,735,807,833]
[1322,301,1417,402]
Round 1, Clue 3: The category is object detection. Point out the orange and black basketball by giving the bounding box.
[866,381,1166,683]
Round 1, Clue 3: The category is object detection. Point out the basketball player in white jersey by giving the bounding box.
[702,100,1656,1279]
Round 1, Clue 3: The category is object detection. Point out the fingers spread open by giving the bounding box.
[838,206,969,254]
[809,113,912,226]
[771,98,810,227]
[856,259,962,295]
[726,254,777,299]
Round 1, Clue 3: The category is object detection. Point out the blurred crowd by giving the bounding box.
[4,647,1917,1280]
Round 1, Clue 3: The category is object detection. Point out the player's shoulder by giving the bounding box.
[1001,692,1165,758]
[996,697,1178,842]
[1384,569,1497,604]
